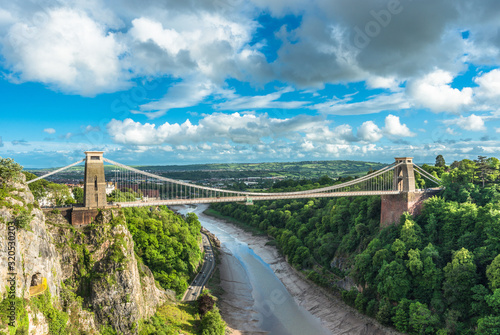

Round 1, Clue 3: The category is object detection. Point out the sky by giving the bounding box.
[1,0,500,168]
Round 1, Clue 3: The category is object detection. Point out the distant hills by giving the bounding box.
[27,160,386,182]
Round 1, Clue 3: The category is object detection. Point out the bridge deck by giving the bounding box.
[116,190,401,207]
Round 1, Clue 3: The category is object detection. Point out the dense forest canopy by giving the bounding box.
[211,156,500,334]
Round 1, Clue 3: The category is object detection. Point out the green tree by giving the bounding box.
[391,239,407,259]
[354,292,367,312]
[200,308,226,335]
[424,214,438,244]
[471,285,490,318]
[485,289,500,314]
[376,298,394,325]
[406,249,423,276]
[376,260,410,302]
[72,187,84,204]
[293,246,312,268]
[392,298,411,332]
[399,217,422,250]
[24,171,47,199]
[487,254,500,290]
[486,157,500,182]
[443,248,478,318]
[436,155,446,168]
[476,316,500,335]
[476,156,491,187]
[409,301,439,334]
[44,183,75,205]
[416,245,443,303]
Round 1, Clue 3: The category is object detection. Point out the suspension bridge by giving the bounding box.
[27,152,442,227]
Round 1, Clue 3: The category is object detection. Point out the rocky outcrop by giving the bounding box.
[0,173,171,334]
[202,227,221,248]
[330,256,360,291]
[0,173,63,302]
[45,207,172,334]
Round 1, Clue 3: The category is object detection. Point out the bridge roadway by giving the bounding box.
[116,190,401,208]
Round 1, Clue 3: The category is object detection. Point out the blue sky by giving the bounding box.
[1,0,500,168]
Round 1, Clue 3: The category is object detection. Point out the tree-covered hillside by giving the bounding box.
[210,156,500,334]
[122,206,202,296]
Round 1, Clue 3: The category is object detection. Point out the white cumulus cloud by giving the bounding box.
[4,8,128,96]
[474,68,500,99]
[107,113,330,146]
[382,115,416,137]
[357,121,383,142]
[443,114,486,131]
[407,70,473,113]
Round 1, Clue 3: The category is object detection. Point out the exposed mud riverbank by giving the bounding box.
[179,204,400,335]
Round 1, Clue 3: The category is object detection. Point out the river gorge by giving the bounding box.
[176,204,397,335]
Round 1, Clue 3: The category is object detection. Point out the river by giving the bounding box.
[176,204,332,335]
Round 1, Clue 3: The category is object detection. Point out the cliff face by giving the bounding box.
[0,173,171,334]
[46,209,172,334]
[0,173,63,302]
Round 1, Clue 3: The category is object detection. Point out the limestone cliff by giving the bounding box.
[46,209,172,334]
[0,173,63,310]
[0,173,171,334]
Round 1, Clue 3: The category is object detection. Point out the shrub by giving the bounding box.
[0,157,23,184]
[200,308,225,335]
[14,212,32,229]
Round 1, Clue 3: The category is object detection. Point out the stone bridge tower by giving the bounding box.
[380,157,434,227]
[83,151,107,208]
[72,151,107,227]
[393,157,415,192]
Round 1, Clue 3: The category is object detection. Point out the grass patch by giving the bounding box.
[139,303,200,335]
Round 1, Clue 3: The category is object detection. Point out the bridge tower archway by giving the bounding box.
[393,157,416,192]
